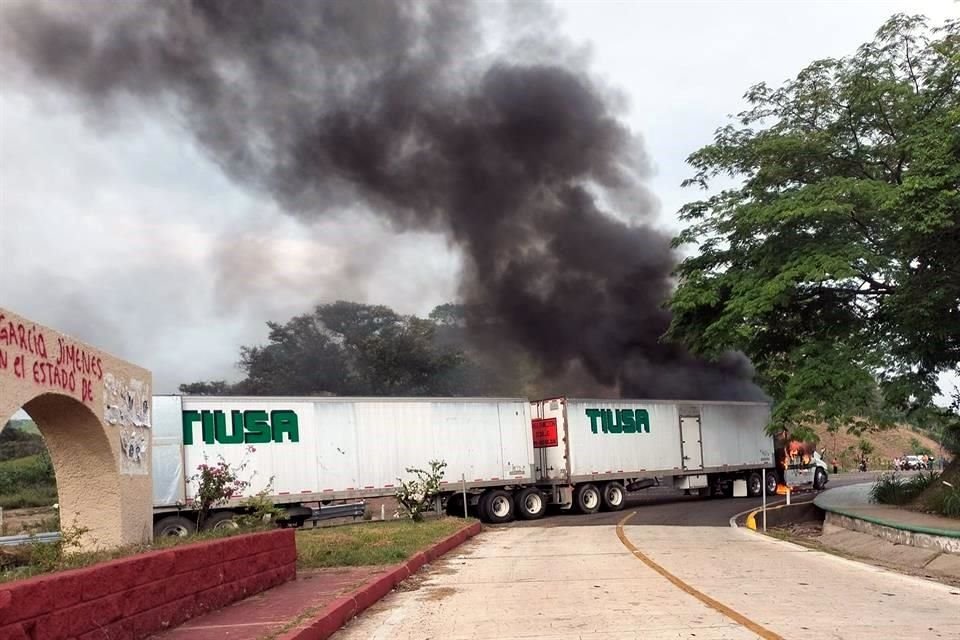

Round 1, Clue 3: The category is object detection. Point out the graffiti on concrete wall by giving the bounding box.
[0,314,103,405]
[103,373,152,475]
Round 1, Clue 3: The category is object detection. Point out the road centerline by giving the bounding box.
[616,510,784,640]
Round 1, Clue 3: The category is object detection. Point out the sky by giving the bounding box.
[0,0,956,396]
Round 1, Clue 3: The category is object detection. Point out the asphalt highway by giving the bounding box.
[503,471,885,528]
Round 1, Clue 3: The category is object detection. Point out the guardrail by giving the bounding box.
[307,502,365,523]
[1,503,366,545]
[0,531,60,547]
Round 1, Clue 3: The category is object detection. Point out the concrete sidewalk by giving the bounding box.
[814,483,960,536]
[334,523,960,640]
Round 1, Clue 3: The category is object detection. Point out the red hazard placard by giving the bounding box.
[532,418,559,448]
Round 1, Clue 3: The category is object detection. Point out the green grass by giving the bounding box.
[0,453,57,508]
[296,518,472,568]
[0,454,42,472]
[0,485,59,510]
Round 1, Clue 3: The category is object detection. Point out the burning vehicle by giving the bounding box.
[773,435,830,493]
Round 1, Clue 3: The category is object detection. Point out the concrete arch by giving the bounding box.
[0,308,152,549]
[20,393,122,546]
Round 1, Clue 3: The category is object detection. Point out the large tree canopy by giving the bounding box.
[669,14,959,433]
[180,301,529,398]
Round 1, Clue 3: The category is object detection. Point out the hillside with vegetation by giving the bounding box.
[810,423,946,471]
[0,421,57,511]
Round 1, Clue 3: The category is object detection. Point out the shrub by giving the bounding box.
[395,460,446,522]
[235,485,283,529]
[905,470,940,495]
[939,485,960,518]
[190,454,252,530]
[871,473,911,505]
[922,480,960,519]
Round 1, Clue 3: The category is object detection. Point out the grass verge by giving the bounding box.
[296,517,472,569]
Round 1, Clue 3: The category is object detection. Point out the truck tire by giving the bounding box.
[573,483,601,514]
[765,470,778,496]
[747,472,763,497]
[814,468,828,490]
[514,487,546,520]
[153,515,195,538]
[481,489,515,524]
[445,493,466,517]
[203,511,239,531]
[601,482,625,511]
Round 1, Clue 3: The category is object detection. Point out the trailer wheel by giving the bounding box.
[814,468,828,490]
[202,511,239,531]
[481,489,515,524]
[153,515,195,538]
[514,487,546,520]
[765,470,778,496]
[601,482,625,511]
[573,483,601,514]
[747,472,763,497]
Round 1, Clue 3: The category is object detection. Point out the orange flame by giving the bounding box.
[775,484,790,495]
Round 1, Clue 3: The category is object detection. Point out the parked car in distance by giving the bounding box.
[902,455,925,470]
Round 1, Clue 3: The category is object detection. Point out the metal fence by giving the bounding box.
[306,502,366,523]
[0,531,60,547]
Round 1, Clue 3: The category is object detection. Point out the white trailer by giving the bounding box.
[149,394,828,533]
[522,397,807,518]
[150,395,534,536]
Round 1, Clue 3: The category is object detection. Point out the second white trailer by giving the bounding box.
[525,397,782,516]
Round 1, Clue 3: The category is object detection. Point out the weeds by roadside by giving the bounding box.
[870,470,960,519]
[296,518,471,568]
[870,471,938,506]
[922,482,960,518]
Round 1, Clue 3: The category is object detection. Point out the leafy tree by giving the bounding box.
[181,301,500,397]
[669,15,959,433]
[177,381,235,396]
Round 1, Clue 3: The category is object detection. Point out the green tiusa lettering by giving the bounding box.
[586,408,650,434]
[181,409,300,445]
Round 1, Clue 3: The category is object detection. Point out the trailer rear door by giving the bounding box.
[679,415,704,471]
[151,395,186,507]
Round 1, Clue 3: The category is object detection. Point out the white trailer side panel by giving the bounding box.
[700,403,774,468]
[181,398,319,499]
[564,399,684,478]
[178,397,534,501]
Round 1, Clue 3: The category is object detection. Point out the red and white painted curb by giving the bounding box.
[277,521,482,640]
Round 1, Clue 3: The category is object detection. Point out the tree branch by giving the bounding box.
[849,212,886,255]
[904,38,922,95]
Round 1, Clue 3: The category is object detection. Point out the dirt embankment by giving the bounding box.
[810,423,946,470]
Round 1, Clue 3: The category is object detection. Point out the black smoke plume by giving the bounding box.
[1,0,764,400]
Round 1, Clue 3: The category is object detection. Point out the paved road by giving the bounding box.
[335,514,960,640]
[334,471,960,640]
[503,471,886,529]
[335,474,960,640]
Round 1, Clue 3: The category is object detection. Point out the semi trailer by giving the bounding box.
[149,394,828,535]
